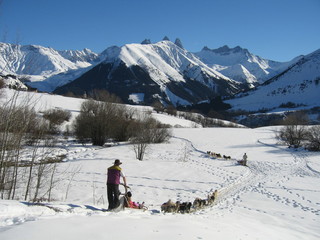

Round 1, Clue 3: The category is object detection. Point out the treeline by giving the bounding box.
[152,98,241,128]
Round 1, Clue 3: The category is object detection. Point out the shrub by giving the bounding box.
[282,111,309,125]
[305,126,320,151]
[279,102,297,108]
[152,100,164,113]
[0,77,5,89]
[165,105,177,116]
[73,99,129,146]
[42,108,71,134]
[276,125,308,148]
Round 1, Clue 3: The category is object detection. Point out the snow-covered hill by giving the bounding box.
[0,89,319,240]
[0,74,28,90]
[195,45,301,87]
[226,49,320,111]
[54,41,241,106]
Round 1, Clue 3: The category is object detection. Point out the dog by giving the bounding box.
[161,199,179,213]
[193,197,207,210]
[207,194,215,205]
[178,202,192,213]
[207,190,218,205]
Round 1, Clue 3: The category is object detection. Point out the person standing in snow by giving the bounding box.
[242,153,248,166]
[107,159,127,210]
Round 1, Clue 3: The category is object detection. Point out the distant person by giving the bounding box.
[107,159,127,210]
[242,153,248,166]
[237,153,248,166]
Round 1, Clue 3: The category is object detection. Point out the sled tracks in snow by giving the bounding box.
[169,136,320,216]
[166,136,256,214]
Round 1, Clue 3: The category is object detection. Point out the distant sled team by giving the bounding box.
[207,151,248,166]
[207,151,231,160]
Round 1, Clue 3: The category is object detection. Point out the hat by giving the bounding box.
[114,159,122,165]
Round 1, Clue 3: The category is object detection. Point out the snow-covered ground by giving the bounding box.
[0,90,319,240]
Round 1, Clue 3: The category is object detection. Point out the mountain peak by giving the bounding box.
[141,39,152,45]
[201,45,249,55]
[163,36,170,41]
[174,38,184,49]
[216,45,231,52]
[202,46,211,51]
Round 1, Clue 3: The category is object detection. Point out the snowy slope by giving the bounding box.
[195,45,300,86]
[0,75,28,90]
[0,42,98,83]
[226,49,320,111]
[115,41,237,88]
[0,90,319,240]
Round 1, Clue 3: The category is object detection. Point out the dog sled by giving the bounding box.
[237,159,247,166]
[110,184,147,212]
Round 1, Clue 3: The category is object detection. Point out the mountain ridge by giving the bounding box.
[225,48,320,112]
[194,45,301,87]
[0,40,319,109]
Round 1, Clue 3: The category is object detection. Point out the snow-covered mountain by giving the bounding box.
[1,40,318,109]
[0,42,99,81]
[226,48,320,111]
[54,41,242,106]
[195,45,301,87]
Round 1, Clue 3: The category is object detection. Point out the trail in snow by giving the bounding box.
[172,135,320,219]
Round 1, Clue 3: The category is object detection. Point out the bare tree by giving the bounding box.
[129,116,171,161]
[0,91,61,201]
[133,141,148,161]
[47,163,57,202]
[64,165,82,201]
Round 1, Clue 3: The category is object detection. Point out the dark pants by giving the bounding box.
[107,183,120,209]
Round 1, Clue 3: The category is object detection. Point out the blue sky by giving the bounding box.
[1,0,319,61]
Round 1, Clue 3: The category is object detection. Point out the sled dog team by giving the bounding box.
[207,151,231,160]
[207,151,248,166]
[161,190,218,213]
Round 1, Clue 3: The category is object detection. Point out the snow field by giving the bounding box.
[0,89,319,240]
